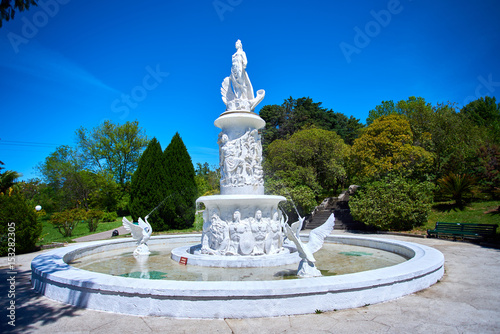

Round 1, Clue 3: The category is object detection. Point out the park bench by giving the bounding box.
[427,222,497,241]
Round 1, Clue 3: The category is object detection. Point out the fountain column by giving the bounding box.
[195,40,286,258]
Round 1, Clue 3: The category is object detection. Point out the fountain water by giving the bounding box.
[31,40,444,318]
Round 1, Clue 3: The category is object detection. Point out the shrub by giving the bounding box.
[350,175,435,231]
[101,211,118,222]
[0,192,42,255]
[50,208,87,237]
[87,209,105,232]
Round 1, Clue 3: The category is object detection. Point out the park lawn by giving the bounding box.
[37,216,127,245]
[37,212,204,245]
[414,200,500,233]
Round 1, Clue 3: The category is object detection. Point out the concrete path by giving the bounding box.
[1,233,499,333]
[72,226,129,242]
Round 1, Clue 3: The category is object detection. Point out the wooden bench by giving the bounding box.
[427,222,497,241]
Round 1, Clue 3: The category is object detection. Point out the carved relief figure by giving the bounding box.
[251,210,268,255]
[201,210,230,255]
[235,210,254,255]
[266,210,282,254]
[219,133,244,186]
[219,129,264,188]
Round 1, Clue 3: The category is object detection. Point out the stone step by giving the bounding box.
[304,209,366,231]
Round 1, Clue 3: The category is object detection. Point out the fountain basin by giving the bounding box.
[31,234,444,318]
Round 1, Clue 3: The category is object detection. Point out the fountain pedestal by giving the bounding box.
[173,40,289,266]
[193,111,288,264]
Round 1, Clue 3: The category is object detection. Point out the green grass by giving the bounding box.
[37,216,126,245]
[37,212,205,245]
[414,200,500,233]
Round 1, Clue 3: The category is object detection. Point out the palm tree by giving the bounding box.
[0,161,21,194]
[437,172,477,208]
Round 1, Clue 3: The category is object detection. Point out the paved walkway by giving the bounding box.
[72,226,130,242]
[1,232,499,333]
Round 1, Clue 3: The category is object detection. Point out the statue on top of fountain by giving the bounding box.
[221,39,265,112]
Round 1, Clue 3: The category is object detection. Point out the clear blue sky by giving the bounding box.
[1,0,499,181]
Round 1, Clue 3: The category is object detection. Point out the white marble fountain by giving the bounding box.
[31,40,444,318]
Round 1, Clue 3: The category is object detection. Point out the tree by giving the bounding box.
[18,178,58,213]
[0,191,42,255]
[474,144,500,198]
[35,145,83,210]
[36,145,81,190]
[366,100,397,125]
[0,0,37,28]
[461,96,500,144]
[162,133,197,230]
[265,127,350,217]
[0,161,20,194]
[76,120,149,187]
[195,162,220,196]
[367,98,486,180]
[129,138,169,231]
[426,103,485,179]
[350,114,435,183]
[366,96,432,125]
[260,97,364,151]
[350,175,435,231]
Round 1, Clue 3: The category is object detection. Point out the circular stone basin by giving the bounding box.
[31,234,444,318]
[69,242,408,281]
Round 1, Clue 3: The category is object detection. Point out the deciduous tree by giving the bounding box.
[265,127,350,217]
[260,97,364,151]
[350,114,434,183]
[76,120,148,187]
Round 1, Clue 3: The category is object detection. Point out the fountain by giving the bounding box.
[31,40,444,318]
[191,39,288,264]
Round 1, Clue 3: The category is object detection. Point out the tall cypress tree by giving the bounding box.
[129,138,169,231]
[162,133,197,230]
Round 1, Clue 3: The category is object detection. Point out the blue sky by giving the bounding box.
[1,0,499,181]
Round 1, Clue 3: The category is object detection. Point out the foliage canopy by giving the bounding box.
[0,191,41,255]
[350,175,435,231]
[265,127,350,216]
[350,114,434,183]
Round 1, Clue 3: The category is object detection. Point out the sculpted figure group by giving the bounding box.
[218,129,264,188]
[201,209,284,256]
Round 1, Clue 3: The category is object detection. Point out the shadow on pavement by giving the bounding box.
[0,266,82,333]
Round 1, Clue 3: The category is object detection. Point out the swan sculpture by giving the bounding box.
[122,216,153,255]
[283,213,335,277]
